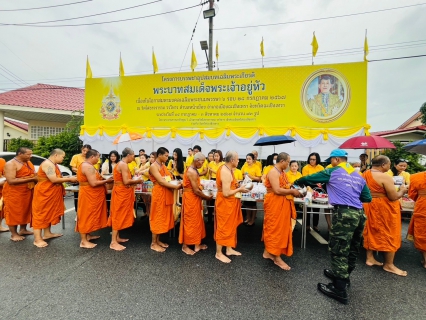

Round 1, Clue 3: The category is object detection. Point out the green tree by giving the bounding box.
[383,140,425,174]
[7,137,35,152]
[419,102,426,127]
[34,112,83,167]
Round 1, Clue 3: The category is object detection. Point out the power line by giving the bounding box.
[0,1,209,28]
[0,1,162,26]
[179,1,205,72]
[0,0,92,12]
[215,2,426,30]
[0,64,30,86]
[369,54,426,62]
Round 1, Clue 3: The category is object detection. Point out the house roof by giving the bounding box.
[0,83,84,112]
[371,125,426,137]
[397,111,421,129]
[4,118,28,132]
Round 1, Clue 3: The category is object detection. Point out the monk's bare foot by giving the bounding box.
[262,251,274,261]
[18,230,33,236]
[34,239,48,248]
[215,252,231,263]
[158,241,169,248]
[0,226,9,232]
[274,257,291,270]
[383,264,408,276]
[151,243,166,253]
[110,242,126,251]
[421,260,426,269]
[80,241,97,249]
[43,233,63,240]
[87,235,100,241]
[226,248,242,256]
[10,234,25,241]
[366,258,384,267]
[182,245,195,255]
[194,244,208,253]
[117,237,129,243]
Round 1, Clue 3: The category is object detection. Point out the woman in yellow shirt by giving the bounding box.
[241,153,262,227]
[286,160,302,184]
[387,159,410,185]
[302,152,324,232]
[135,154,150,181]
[167,148,186,180]
[208,150,224,180]
[261,153,278,183]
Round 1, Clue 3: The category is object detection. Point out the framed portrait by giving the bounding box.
[300,68,351,123]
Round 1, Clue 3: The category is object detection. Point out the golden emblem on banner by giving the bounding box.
[100,86,122,120]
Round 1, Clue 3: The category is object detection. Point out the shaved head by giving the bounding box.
[225,151,238,163]
[194,153,206,161]
[50,148,65,156]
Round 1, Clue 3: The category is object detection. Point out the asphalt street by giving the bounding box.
[0,196,425,320]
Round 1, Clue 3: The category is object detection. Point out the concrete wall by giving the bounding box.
[28,120,67,140]
[4,125,29,139]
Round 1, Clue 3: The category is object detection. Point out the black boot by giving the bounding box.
[324,269,351,288]
[317,279,348,305]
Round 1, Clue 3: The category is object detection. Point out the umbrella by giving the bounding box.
[113,132,143,145]
[253,135,296,152]
[338,135,395,149]
[402,139,426,155]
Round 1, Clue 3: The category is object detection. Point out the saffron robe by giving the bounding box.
[32,161,65,229]
[179,167,206,245]
[0,158,6,220]
[363,170,401,251]
[214,165,243,247]
[407,172,426,252]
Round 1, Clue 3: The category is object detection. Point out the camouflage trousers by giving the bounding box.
[329,206,367,280]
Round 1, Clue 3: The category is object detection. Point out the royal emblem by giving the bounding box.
[100,86,122,120]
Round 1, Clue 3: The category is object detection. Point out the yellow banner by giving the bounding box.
[84,62,367,133]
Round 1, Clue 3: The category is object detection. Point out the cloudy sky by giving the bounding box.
[0,0,425,131]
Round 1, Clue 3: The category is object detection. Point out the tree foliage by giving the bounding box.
[383,140,425,174]
[7,137,35,152]
[419,102,426,127]
[34,112,83,167]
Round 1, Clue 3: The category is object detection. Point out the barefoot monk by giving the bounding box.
[108,148,143,251]
[262,152,303,270]
[3,147,38,241]
[214,151,250,263]
[32,149,78,248]
[149,147,182,253]
[76,149,112,249]
[363,155,408,276]
[179,152,212,255]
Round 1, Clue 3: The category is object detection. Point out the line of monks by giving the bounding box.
[0,147,424,271]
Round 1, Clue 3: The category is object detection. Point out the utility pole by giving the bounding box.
[208,0,214,71]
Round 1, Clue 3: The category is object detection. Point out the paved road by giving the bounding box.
[0,197,424,320]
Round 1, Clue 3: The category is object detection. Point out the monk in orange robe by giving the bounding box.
[32,149,78,247]
[3,147,38,241]
[214,151,250,263]
[108,148,143,251]
[76,149,113,249]
[363,155,408,276]
[262,152,303,270]
[179,153,212,255]
[0,157,8,232]
[407,171,426,268]
[149,147,182,253]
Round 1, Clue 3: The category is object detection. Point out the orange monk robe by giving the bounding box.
[407,172,426,252]
[75,165,107,234]
[263,170,297,256]
[149,163,174,234]
[32,161,65,229]
[3,161,35,226]
[214,165,243,247]
[108,165,135,231]
[179,168,206,245]
[363,170,401,252]
[0,158,5,220]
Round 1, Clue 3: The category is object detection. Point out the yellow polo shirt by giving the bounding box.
[241,163,262,179]
[208,161,224,179]
[234,168,243,181]
[70,154,101,171]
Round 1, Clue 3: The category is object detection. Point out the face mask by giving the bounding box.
[354,167,360,172]
[273,160,276,164]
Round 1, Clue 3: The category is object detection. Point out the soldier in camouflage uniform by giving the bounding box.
[295,149,371,304]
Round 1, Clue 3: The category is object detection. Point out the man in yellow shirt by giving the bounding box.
[193,145,208,179]
[185,148,194,167]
